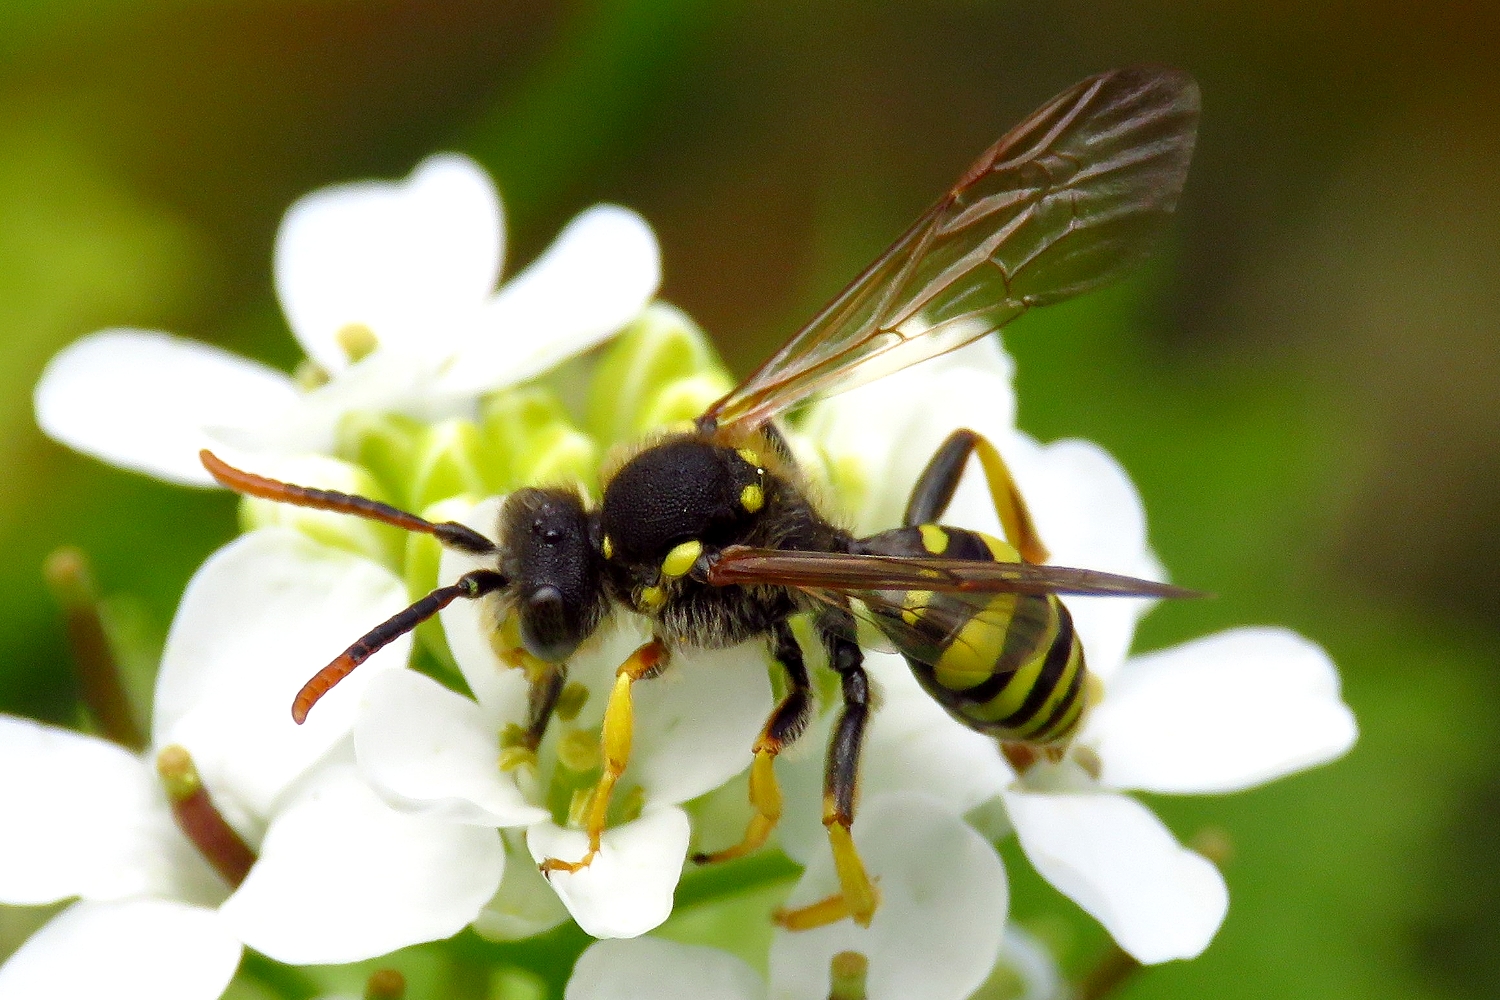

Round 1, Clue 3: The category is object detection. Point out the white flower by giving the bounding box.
[351,495,774,940]
[0,528,503,999]
[34,154,660,486]
[781,336,1358,965]
[561,796,1046,1000]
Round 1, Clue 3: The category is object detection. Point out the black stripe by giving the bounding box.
[1032,639,1087,741]
[941,528,997,562]
[996,602,1075,730]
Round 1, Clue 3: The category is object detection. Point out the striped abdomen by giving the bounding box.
[860,524,1091,746]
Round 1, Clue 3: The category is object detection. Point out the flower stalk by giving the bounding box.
[44,546,146,751]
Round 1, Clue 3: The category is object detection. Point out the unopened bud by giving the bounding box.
[586,303,729,446]
[45,547,145,750]
[1190,826,1234,868]
[336,410,423,500]
[409,419,488,510]
[155,745,256,888]
[364,968,405,1000]
[828,951,869,1000]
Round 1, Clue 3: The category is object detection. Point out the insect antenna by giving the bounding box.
[199,450,496,554]
[293,568,509,723]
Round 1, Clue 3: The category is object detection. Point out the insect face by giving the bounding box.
[498,488,608,663]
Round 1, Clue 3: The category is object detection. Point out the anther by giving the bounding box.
[293,358,331,390]
[336,322,379,363]
[556,728,602,773]
[156,745,256,888]
[554,682,590,722]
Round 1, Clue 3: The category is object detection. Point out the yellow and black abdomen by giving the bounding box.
[860,525,1091,746]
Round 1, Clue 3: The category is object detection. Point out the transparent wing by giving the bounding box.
[702,67,1200,432]
[705,545,1202,599]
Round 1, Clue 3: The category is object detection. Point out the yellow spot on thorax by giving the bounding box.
[639,585,665,610]
[662,539,702,578]
[918,524,949,554]
[740,483,764,513]
[736,447,761,466]
[602,535,614,560]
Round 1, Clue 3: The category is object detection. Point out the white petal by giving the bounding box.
[1084,627,1357,794]
[471,832,571,941]
[803,338,1016,534]
[0,718,219,906]
[528,807,691,939]
[0,899,240,1000]
[994,434,1163,681]
[34,329,298,486]
[437,205,661,396]
[275,154,503,369]
[153,530,411,828]
[221,760,504,964]
[630,640,772,807]
[777,652,1011,866]
[1003,789,1226,963]
[354,669,548,827]
[568,938,763,1000]
[769,793,1007,1000]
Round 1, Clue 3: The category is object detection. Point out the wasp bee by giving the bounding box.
[202,66,1201,931]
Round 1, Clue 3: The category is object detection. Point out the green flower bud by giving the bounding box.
[586,303,730,446]
[481,386,599,492]
[635,370,736,433]
[514,426,600,494]
[335,410,424,502]
[239,455,401,568]
[410,419,489,511]
[405,495,485,668]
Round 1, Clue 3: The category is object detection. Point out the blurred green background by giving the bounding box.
[2,1,1498,997]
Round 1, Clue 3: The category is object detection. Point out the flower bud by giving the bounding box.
[635,370,736,433]
[586,303,729,446]
[409,418,489,511]
[336,410,424,501]
[480,385,595,492]
[238,455,402,568]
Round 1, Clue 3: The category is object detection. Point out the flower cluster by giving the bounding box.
[10,154,1357,1000]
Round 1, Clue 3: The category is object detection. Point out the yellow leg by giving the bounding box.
[774,804,880,930]
[693,746,782,864]
[970,435,1049,565]
[539,640,666,876]
[907,429,1049,564]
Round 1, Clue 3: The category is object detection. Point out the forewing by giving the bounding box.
[704,67,1200,431]
[705,546,1201,598]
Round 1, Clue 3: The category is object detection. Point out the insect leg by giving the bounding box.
[292,569,508,723]
[200,449,495,554]
[539,639,668,876]
[775,609,879,930]
[691,619,812,865]
[903,429,1048,563]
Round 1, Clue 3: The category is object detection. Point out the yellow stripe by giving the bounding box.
[918,524,949,554]
[968,613,1060,721]
[900,589,931,628]
[934,593,1018,691]
[979,532,1020,563]
[1013,641,1086,739]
